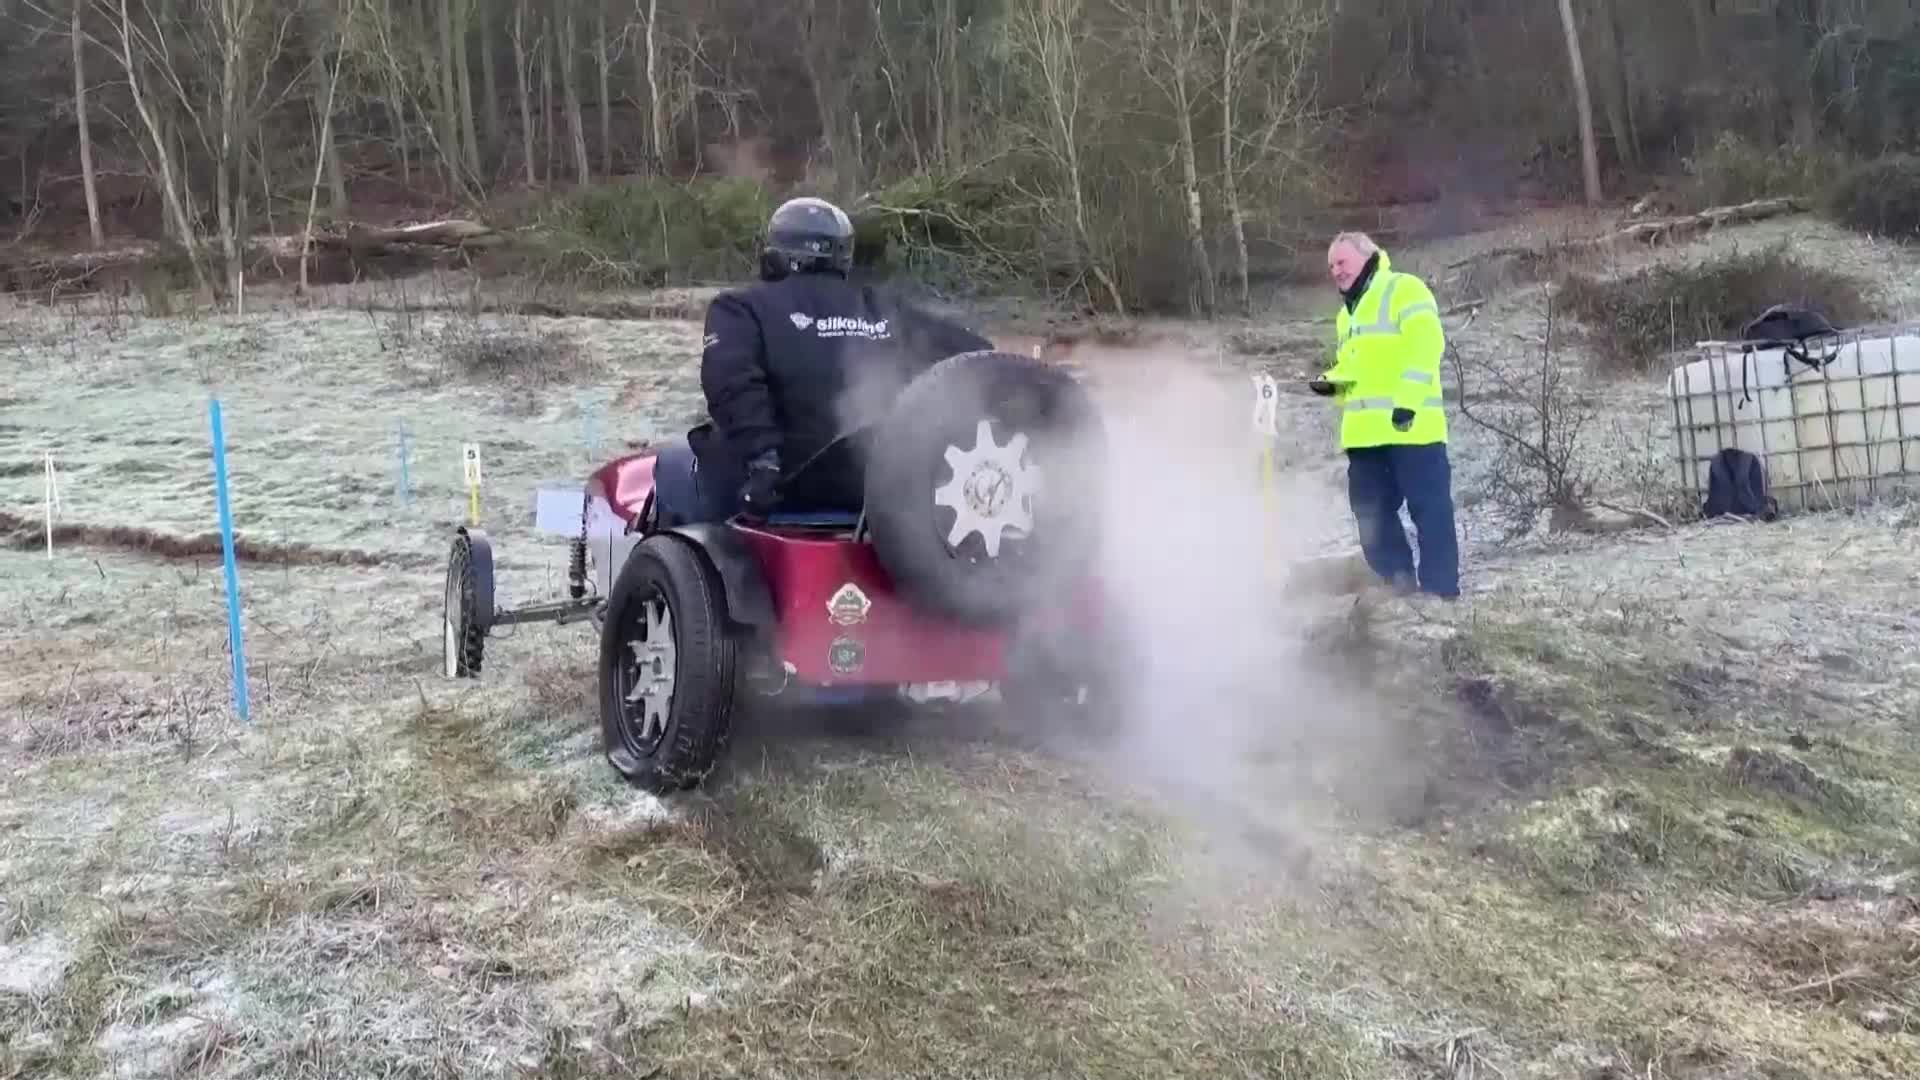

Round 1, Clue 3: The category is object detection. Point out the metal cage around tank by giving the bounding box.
[1667,322,1920,513]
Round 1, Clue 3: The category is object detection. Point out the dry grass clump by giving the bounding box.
[1554,245,1880,374]
[431,317,593,386]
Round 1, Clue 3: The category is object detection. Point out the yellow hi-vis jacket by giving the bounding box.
[1321,249,1448,449]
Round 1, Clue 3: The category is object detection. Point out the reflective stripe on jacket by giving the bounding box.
[1323,250,1447,449]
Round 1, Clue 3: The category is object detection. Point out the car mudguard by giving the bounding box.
[664,523,776,626]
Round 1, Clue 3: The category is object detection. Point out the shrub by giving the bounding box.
[1823,154,1920,240]
[851,171,1028,297]
[1678,132,1825,212]
[1554,246,1879,374]
[532,177,774,286]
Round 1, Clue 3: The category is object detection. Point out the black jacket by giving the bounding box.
[697,273,994,511]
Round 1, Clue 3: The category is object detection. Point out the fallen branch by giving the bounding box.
[1612,195,1808,246]
[1444,196,1809,284]
[1594,499,1675,530]
[319,219,506,253]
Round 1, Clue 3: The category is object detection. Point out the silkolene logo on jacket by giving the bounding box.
[789,312,891,340]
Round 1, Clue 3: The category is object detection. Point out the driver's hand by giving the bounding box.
[739,455,782,521]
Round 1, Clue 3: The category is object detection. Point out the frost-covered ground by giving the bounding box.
[3,213,1919,1079]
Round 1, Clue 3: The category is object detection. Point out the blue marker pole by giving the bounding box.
[209,399,251,723]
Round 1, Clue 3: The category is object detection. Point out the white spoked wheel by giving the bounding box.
[622,597,677,746]
[932,418,1045,558]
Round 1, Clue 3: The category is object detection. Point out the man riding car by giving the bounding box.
[655,196,995,526]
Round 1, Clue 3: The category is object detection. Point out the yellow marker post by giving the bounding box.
[462,442,483,526]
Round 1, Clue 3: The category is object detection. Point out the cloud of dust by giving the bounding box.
[823,327,1423,872]
[1052,344,1411,871]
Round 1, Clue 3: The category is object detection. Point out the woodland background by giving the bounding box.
[1,0,1918,315]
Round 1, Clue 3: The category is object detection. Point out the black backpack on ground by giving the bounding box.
[1702,447,1779,521]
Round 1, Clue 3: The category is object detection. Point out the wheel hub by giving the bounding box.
[933,419,1043,558]
[623,597,676,744]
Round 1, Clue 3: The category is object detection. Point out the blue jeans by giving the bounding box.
[1345,442,1459,598]
[652,438,741,526]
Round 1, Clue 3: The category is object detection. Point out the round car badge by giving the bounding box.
[828,636,865,675]
[827,582,872,626]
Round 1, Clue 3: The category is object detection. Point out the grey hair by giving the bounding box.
[1329,231,1378,256]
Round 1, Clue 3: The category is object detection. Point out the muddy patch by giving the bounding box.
[0,509,431,569]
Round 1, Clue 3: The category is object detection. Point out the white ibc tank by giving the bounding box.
[1667,328,1920,512]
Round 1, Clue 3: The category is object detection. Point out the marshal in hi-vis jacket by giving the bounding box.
[1321,249,1448,449]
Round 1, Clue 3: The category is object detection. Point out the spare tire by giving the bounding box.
[863,350,1105,626]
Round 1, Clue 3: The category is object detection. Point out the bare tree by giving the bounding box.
[1448,299,1596,537]
[92,0,208,293]
[1557,0,1602,205]
[300,0,355,294]
[513,0,536,187]
[1005,0,1125,314]
[71,0,101,247]
[1113,0,1215,316]
[642,0,664,169]
[1209,0,1324,314]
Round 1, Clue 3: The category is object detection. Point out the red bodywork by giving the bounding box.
[732,523,1005,684]
[586,451,1010,686]
[588,452,658,523]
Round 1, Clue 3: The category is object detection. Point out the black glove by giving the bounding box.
[1392,408,1415,432]
[739,453,782,521]
[1308,378,1337,397]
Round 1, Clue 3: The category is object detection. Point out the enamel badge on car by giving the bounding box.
[827,582,872,626]
[828,636,865,675]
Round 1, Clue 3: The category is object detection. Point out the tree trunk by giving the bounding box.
[514,0,535,186]
[434,0,464,192]
[301,0,353,294]
[306,10,348,213]
[801,1,848,193]
[1220,0,1250,314]
[216,0,244,309]
[1589,0,1636,172]
[1777,0,1819,149]
[72,0,102,247]
[1605,0,1638,166]
[1024,0,1121,314]
[645,0,665,170]
[1687,0,1713,66]
[561,7,591,183]
[480,0,502,151]
[597,3,612,175]
[453,0,482,188]
[932,0,950,166]
[1557,0,1602,205]
[1168,0,1213,317]
[541,11,554,183]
